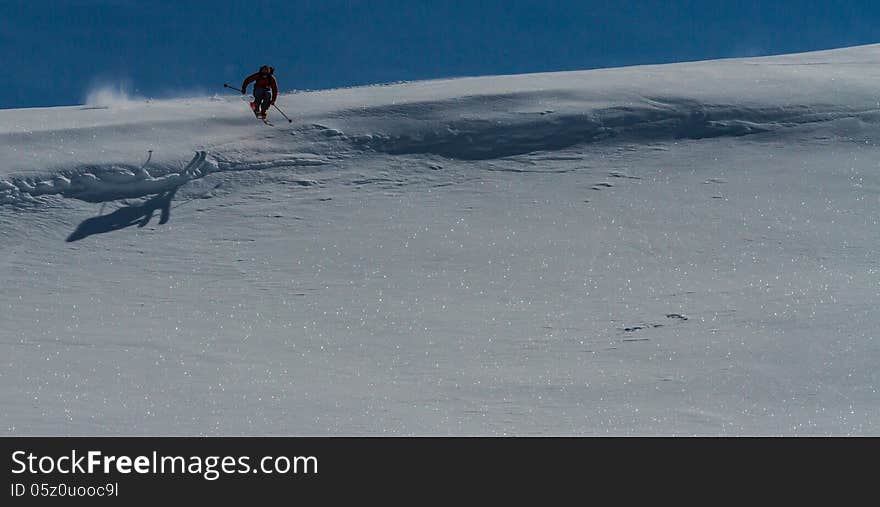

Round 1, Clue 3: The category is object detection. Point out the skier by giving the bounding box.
[241,65,278,120]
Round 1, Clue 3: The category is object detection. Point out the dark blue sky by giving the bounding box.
[2,0,878,109]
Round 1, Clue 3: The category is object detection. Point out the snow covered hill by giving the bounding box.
[2,45,879,435]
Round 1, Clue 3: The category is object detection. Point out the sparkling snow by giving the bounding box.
[2,45,879,435]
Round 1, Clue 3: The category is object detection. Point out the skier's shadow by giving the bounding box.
[66,187,180,242]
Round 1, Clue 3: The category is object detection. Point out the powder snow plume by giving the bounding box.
[83,82,141,108]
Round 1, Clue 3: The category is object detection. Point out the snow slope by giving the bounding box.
[2,45,879,435]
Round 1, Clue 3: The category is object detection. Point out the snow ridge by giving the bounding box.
[0,151,216,205]
[349,94,880,159]
[4,67,880,206]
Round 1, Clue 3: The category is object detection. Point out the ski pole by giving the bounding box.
[223,83,243,93]
[272,103,293,123]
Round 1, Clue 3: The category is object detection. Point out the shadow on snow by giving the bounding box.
[66,187,180,242]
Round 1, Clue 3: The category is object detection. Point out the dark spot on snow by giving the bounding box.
[624,324,664,332]
[608,171,642,180]
[666,313,689,321]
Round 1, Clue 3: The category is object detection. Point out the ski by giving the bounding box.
[249,101,273,126]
